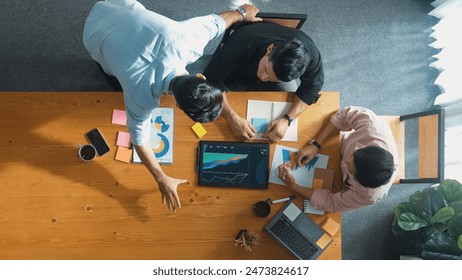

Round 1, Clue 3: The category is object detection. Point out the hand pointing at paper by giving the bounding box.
[278,162,315,200]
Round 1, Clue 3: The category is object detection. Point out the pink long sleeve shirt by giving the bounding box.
[310,106,399,212]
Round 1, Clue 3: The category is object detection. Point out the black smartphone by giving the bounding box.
[85,128,110,156]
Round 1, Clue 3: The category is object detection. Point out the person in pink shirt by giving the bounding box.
[278,106,399,212]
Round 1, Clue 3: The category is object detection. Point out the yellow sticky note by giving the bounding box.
[115,146,132,163]
[321,217,340,237]
[191,122,207,138]
[315,233,332,249]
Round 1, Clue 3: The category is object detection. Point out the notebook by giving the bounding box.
[265,201,332,260]
[246,100,298,141]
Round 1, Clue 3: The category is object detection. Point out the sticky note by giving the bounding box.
[191,122,207,138]
[112,109,127,125]
[313,178,324,189]
[315,233,332,249]
[115,146,132,163]
[252,118,268,133]
[116,131,131,147]
[321,217,340,237]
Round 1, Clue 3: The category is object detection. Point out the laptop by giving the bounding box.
[265,201,332,260]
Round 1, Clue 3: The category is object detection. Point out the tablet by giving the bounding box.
[197,141,269,189]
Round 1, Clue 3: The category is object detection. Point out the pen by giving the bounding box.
[271,195,296,204]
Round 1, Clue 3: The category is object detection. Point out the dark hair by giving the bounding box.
[269,39,309,82]
[353,146,395,188]
[171,75,223,123]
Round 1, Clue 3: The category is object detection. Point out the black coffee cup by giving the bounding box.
[253,199,272,217]
[78,144,97,161]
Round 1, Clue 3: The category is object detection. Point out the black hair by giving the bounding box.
[353,146,395,188]
[171,75,223,123]
[269,39,309,82]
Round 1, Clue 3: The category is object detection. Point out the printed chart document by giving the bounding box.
[246,100,298,142]
[269,144,328,214]
[133,108,174,164]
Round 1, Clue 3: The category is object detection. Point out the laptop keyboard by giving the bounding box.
[270,218,319,260]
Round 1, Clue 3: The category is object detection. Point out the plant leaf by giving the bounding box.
[431,207,455,224]
[393,227,427,256]
[394,201,425,220]
[448,213,462,238]
[459,235,462,250]
[437,179,462,204]
[398,213,430,231]
[409,188,444,219]
[421,232,462,260]
[449,201,462,214]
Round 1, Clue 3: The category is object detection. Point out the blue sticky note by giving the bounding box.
[252,118,268,133]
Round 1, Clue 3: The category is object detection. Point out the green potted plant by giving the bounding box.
[392,179,462,259]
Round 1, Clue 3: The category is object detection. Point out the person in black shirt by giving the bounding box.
[203,21,324,142]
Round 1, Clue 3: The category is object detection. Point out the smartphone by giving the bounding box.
[85,128,110,156]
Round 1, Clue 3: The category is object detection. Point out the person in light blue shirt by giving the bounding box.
[83,0,261,212]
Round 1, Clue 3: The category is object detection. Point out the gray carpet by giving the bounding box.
[0,0,441,259]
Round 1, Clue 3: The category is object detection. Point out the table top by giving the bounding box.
[0,91,341,260]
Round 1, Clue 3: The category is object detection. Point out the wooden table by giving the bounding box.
[0,91,341,260]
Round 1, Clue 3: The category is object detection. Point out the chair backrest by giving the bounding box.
[220,12,308,46]
[379,116,405,184]
[381,108,445,184]
[257,12,307,29]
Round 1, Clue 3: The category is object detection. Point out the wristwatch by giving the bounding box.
[236,6,247,21]
[310,139,322,149]
[283,114,295,126]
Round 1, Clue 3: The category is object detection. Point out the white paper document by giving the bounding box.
[269,145,328,187]
[246,100,298,142]
[133,107,174,164]
[269,145,329,215]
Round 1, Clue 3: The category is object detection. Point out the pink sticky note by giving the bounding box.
[112,109,127,125]
[116,131,131,147]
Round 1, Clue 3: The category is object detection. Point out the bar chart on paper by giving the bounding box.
[269,145,328,187]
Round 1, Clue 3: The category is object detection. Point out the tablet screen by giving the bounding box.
[197,141,269,189]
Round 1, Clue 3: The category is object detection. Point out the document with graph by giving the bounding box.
[133,107,174,164]
[269,144,328,188]
[246,100,298,142]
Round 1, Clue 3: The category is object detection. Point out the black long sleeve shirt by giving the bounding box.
[204,21,324,105]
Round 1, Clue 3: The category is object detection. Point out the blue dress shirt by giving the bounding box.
[83,0,225,145]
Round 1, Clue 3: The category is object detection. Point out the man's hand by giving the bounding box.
[296,145,319,167]
[229,115,256,140]
[278,162,296,189]
[219,4,262,28]
[240,4,261,22]
[157,174,188,212]
[278,162,315,200]
[262,118,289,142]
